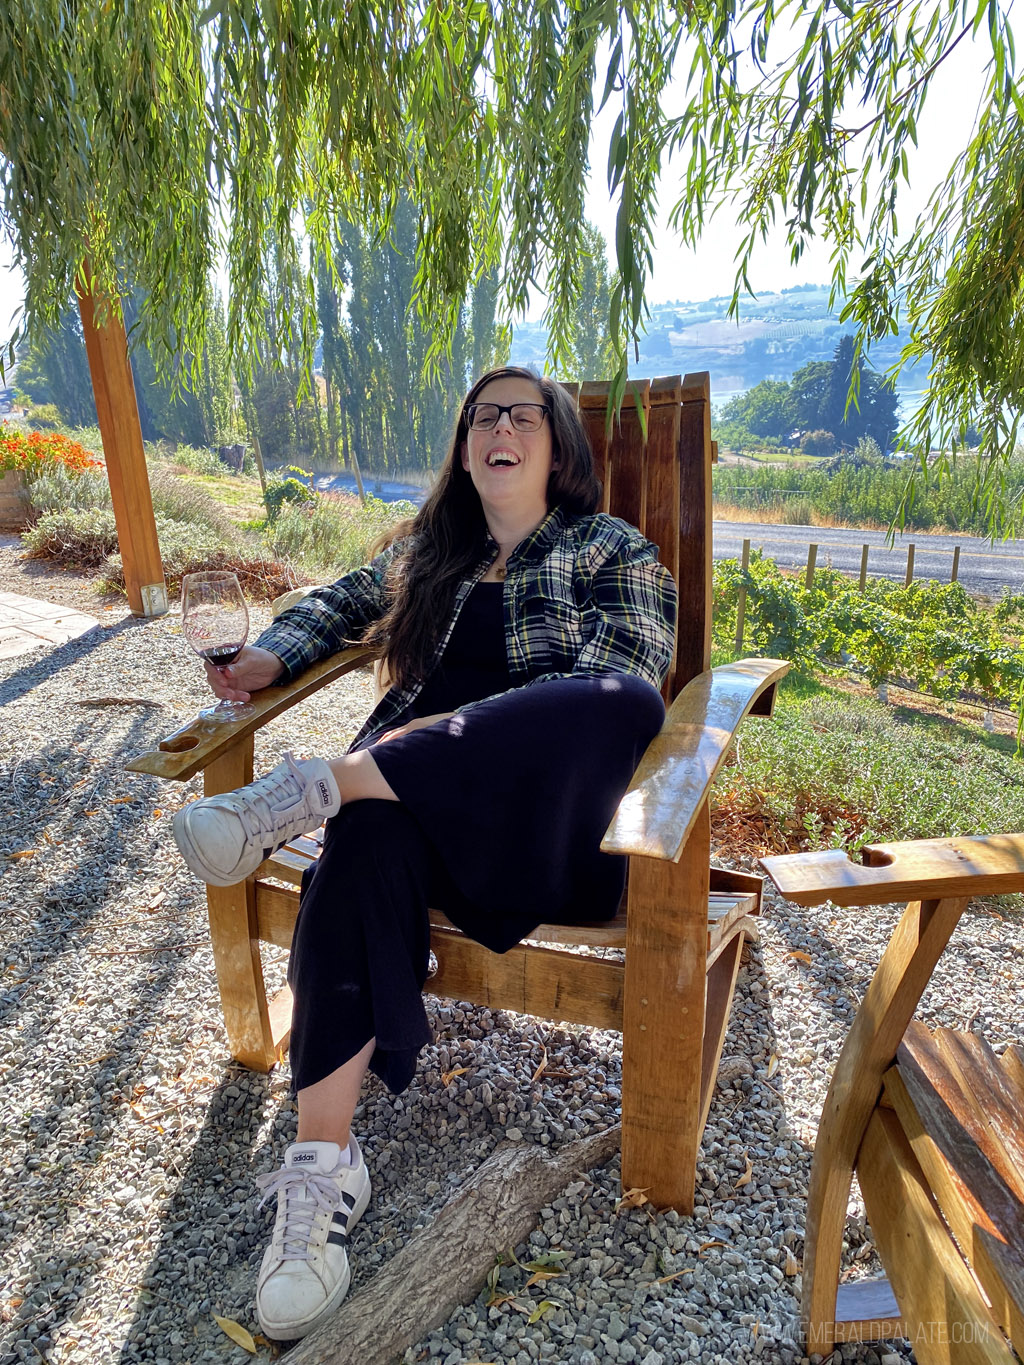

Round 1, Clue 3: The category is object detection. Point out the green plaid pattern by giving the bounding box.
[254,505,678,750]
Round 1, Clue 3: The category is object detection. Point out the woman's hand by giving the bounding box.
[374,712,455,744]
[204,645,285,702]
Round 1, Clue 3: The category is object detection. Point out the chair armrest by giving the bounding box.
[125,646,375,782]
[761,833,1024,907]
[601,657,789,861]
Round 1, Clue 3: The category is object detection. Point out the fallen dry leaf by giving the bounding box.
[783,1247,801,1276]
[766,1052,780,1078]
[441,1066,469,1086]
[788,949,812,965]
[735,1154,753,1188]
[531,1045,548,1082]
[523,1269,562,1288]
[6,849,37,860]
[698,1240,726,1255]
[616,1186,651,1212]
[212,1314,257,1353]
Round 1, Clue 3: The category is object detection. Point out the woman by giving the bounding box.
[173,366,677,1341]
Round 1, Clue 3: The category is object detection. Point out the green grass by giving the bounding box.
[176,470,267,522]
[714,677,1024,856]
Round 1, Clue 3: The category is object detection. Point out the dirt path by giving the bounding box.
[0,532,135,620]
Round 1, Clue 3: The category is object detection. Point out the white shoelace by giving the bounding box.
[256,1167,344,1263]
[235,753,309,845]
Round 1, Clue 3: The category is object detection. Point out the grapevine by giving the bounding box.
[716,554,1024,710]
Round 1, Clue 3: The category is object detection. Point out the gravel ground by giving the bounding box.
[1,550,1022,1365]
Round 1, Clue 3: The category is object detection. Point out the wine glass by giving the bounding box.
[181,571,255,721]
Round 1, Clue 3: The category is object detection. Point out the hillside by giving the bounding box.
[509,283,928,407]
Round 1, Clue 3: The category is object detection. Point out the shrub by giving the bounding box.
[147,464,233,536]
[799,429,835,456]
[23,507,120,567]
[26,404,63,430]
[267,493,416,575]
[264,467,317,522]
[101,526,303,600]
[0,425,103,476]
[24,462,112,516]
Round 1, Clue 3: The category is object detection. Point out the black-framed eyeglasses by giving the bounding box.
[464,402,550,432]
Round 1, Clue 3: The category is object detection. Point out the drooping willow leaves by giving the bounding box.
[0,0,1022,528]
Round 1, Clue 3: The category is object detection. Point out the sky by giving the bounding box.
[0,23,992,344]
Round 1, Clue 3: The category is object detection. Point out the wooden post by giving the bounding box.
[76,279,168,617]
[805,543,818,589]
[905,543,916,587]
[734,538,750,654]
[249,428,269,498]
[859,544,869,591]
[951,545,961,583]
[620,806,711,1213]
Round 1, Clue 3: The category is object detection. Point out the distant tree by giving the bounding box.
[799,430,835,457]
[562,223,617,383]
[15,288,236,445]
[720,379,794,441]
[789,361,833,433]
[823,336,899,452]
[14,308,96,426]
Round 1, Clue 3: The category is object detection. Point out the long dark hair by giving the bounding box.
[361,366,601,690]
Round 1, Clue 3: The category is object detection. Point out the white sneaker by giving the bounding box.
[255,1138,371,1341]
[172,753,341,886]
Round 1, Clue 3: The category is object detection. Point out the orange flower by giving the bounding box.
[0,424,103,476]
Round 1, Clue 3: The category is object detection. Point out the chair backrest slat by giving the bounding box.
[674,372,713,695]
[576,381,610,513]
[561,371,713,703]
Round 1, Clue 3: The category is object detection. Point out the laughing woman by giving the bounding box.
[172,366,677,1341]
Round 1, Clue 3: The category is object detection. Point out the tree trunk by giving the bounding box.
[285,1126,621,1365]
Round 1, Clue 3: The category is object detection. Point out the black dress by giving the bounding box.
[286,582,665,1094]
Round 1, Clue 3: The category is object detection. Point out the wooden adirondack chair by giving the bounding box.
[762,836,1024,1362]
[128,372,788,1213]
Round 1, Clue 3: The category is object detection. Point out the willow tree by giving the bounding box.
[1,1,1022,519]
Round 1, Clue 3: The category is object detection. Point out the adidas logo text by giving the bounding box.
[291,1151,317,1164]
[317,779,331,807]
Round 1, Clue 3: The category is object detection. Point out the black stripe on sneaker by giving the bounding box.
[340,1190,356,1209]
[326,1228,348,1247]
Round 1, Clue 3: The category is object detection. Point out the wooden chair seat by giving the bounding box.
[253,835,762,1035]
[762,835,1024,1362]
[129,373,790,1212]
[262,831,760,952]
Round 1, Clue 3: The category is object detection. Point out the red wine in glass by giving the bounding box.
[181,572,255,721]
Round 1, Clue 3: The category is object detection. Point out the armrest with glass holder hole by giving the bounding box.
[125,646,375,782]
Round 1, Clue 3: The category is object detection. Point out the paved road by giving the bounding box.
[713,521,1024,598]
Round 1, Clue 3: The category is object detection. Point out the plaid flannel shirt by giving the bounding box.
[253,504,678,750]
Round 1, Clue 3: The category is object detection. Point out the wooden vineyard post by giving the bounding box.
[734,538,750,654]
[905,543,915,587]
[805,543,817,589]
[76,276,167,618]
[859,544,869,591]
[951,545,961,583]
